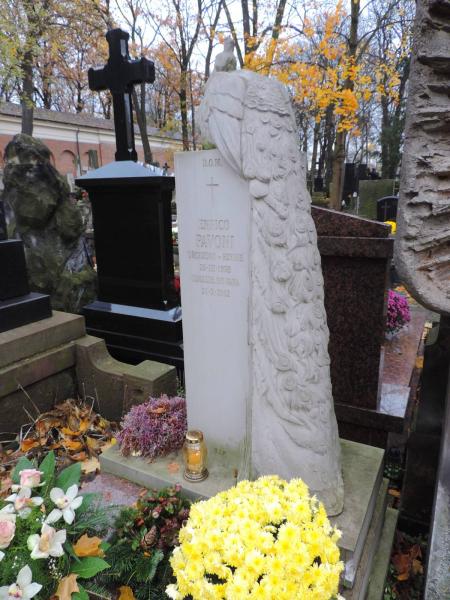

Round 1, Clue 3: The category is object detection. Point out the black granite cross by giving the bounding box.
[88,29,155,162]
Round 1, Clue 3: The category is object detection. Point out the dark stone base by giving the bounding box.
[0,240,29,300]
[335,403,404,449]
[83,300,184,370]
[0,292,52,333]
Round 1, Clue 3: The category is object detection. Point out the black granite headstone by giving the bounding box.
[0,200,6,241]
[343,162,358,205]
[376,196,398,222]
[78,29,182,369]
[0,202,51,333]
[357,163,368,180]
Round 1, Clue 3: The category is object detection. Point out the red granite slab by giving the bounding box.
[312,206,391,238]
[81,471,144,506]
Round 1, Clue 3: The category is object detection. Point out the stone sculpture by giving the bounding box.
[2,134,96,313]
[198,46,344,515]
[395,0,450,314]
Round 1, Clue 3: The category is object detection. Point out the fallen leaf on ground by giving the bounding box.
[412,558,423,575]
[55,574,79,600]
[388,489,401,498]
[392,553,410,581]
[415,356,424,369]
[167,462,180,473]
[71,451,88,462]
[20,439,40,452]
[81,456,100,474]
[73,534,104,557]
[62,439,83,451]
[118,586,136,600]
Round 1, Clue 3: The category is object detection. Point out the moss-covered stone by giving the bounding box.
[1,134,96,313]
[55,268,97,314]
[55,199,84,241]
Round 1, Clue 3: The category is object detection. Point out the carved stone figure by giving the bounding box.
[395,0,450,314]
[2,134,96,313]
[198,48,344,515]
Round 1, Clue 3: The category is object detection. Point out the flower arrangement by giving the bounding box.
[386,289,411,335]
[0,452,110,599]
[117,395,187,460]
[103,485,191,599]
[167,476,344,600]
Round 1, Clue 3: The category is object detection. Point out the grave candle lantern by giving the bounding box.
[183,430,208,482]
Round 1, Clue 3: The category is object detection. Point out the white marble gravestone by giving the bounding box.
[176,66,344,516]
[175,150,251,478]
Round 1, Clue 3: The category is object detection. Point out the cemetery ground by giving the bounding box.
[0,289,437,600]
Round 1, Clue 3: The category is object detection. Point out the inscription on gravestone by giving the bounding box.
[183,157,245,301]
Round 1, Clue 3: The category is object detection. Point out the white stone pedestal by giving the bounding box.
[175,149,251,476]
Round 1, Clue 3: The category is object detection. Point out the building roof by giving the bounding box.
[0,102,182,142]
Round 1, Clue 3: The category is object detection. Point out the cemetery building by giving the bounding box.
[0,102,183,179]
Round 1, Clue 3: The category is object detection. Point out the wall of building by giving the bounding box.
[0,111,182,179]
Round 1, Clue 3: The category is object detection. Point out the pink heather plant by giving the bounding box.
[386,290,411,334]
[117,395,187,460]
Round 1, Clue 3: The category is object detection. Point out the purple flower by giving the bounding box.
[386,290,411,334]
[117,395,187,460]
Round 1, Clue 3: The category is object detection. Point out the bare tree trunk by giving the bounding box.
[319,106,335,195]
[329,131,346,210]
[328,0,360,210]
[21,50,34,136]
[204,0,223,80]
[223,0,244,67]
[132,85,153,164]
[180,71,189,151]
[310,120,320,193]
[189,72,197,150]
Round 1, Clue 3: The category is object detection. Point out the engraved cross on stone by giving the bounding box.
[207,177,219,201]
[88,29,155,161]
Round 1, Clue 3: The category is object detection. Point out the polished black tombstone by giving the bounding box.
[376,196,398,222]
[78,29,183,369]
[343,162,358,205]
[0,201,51,333]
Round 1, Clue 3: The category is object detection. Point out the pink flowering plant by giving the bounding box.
[117,395,187,460]
[386,290,411,335]
[0,451,110,599]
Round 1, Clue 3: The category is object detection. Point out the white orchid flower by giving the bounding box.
[27,523,66,559]
[46,485,83,525]
[0,505,15,515]
[0,551,4,561]
[0,565,42,600]
[5,487,43,518]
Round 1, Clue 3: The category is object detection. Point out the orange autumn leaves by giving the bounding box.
[73,534,105,558]
[18,399,117,474]
[240,0,402,137]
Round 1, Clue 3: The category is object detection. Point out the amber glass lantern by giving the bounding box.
[183,430,208,482]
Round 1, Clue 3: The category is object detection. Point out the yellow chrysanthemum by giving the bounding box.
[168,475,344,599]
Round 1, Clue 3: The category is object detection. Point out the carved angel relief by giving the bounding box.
[199,48,344,515]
